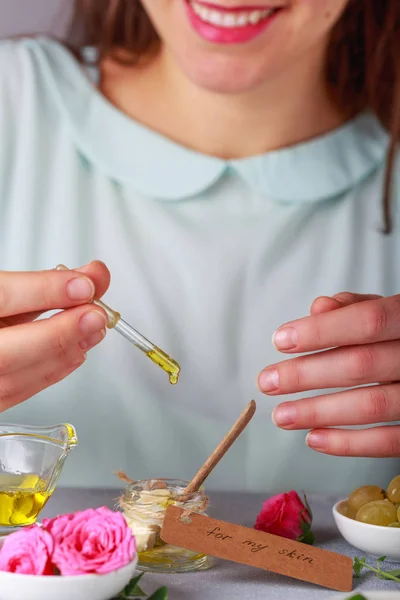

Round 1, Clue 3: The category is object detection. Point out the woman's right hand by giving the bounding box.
[0,261,110,412]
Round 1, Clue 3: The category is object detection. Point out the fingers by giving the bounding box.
[305,426,400,458]
[272,294,400,353]
[0,355,87,412]
[267,293,400,459]
[0,260,111,319]
[75,261,111,300]
[259,339,400,394]
[0,305,107,375]
[0,311,49,327]
[272,383,400,430]
[310,293,382,316]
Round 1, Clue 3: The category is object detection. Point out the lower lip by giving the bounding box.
[184,2,281,44]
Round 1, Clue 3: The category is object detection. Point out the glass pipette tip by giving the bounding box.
[56,265,180,384]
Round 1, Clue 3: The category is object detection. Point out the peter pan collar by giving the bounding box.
[29,38,390,203]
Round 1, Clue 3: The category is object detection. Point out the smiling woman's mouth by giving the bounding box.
[184,1,283,43]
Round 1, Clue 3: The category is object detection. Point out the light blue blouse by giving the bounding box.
[0,38,399,493]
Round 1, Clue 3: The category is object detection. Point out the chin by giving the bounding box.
[174,51,274,94]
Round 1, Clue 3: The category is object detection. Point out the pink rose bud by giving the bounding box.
[43,506,136,575]
[0,525,54,575]
[254,490,314,544]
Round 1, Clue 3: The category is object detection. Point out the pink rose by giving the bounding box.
[43,506,136,575]
[254,490,314,544]
[0,525,54,575]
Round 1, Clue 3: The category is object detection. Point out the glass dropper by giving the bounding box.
[56,265,180,384]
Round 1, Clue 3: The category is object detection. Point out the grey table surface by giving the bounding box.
[40,488,399,600]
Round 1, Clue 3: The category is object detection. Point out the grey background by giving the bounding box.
[0,0,70,38]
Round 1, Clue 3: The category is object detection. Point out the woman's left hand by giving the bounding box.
[258,293,400,457]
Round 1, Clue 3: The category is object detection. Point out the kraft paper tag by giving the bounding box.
[161,506,353,593]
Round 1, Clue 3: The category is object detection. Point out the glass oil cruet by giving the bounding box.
[0,423,78,534]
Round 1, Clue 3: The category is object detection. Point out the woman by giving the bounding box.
[0,0,399,493]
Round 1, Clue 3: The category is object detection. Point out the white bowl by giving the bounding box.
[333,499,400,563]
[0,555,138,600]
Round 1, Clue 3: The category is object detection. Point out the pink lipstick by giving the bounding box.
[184,1,282,44]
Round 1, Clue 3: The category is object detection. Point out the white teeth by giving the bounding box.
[209,9,224,25]
[236,13,248,26]
[249,10,262,24]
[223,13,237,27]
[190,2,276,28]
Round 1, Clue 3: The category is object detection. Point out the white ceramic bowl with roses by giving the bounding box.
[0,506,138,600]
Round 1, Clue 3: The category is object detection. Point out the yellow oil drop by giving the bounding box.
[147,347,180,385]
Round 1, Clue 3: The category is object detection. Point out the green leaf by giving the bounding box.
[377,568,400,580]
[377,556,387,563]
[353,555,400,583]
[111,573,169,600]
[346,595,367,600]
[353,556,365,564]
[125,585,146,598]
[297,526,315,546]
[352,556,366,578]
[303,529,315,545]
[386,569,400,577]
[122,573,146,597]
[147,586,168,600]
[300,520,308,533]
[297,511,315,545]
[302,493,313,522]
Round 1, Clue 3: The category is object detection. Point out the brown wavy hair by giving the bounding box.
[69,0,400,232]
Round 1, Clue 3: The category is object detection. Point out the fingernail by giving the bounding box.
[67,277,95,301]
[79,310,107,336]
[72,353,87,366]
[258,369,279,393]
[306,432,326,450]
[272,403,296,427]
[273,327,298,350]
[80,328,106,350]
